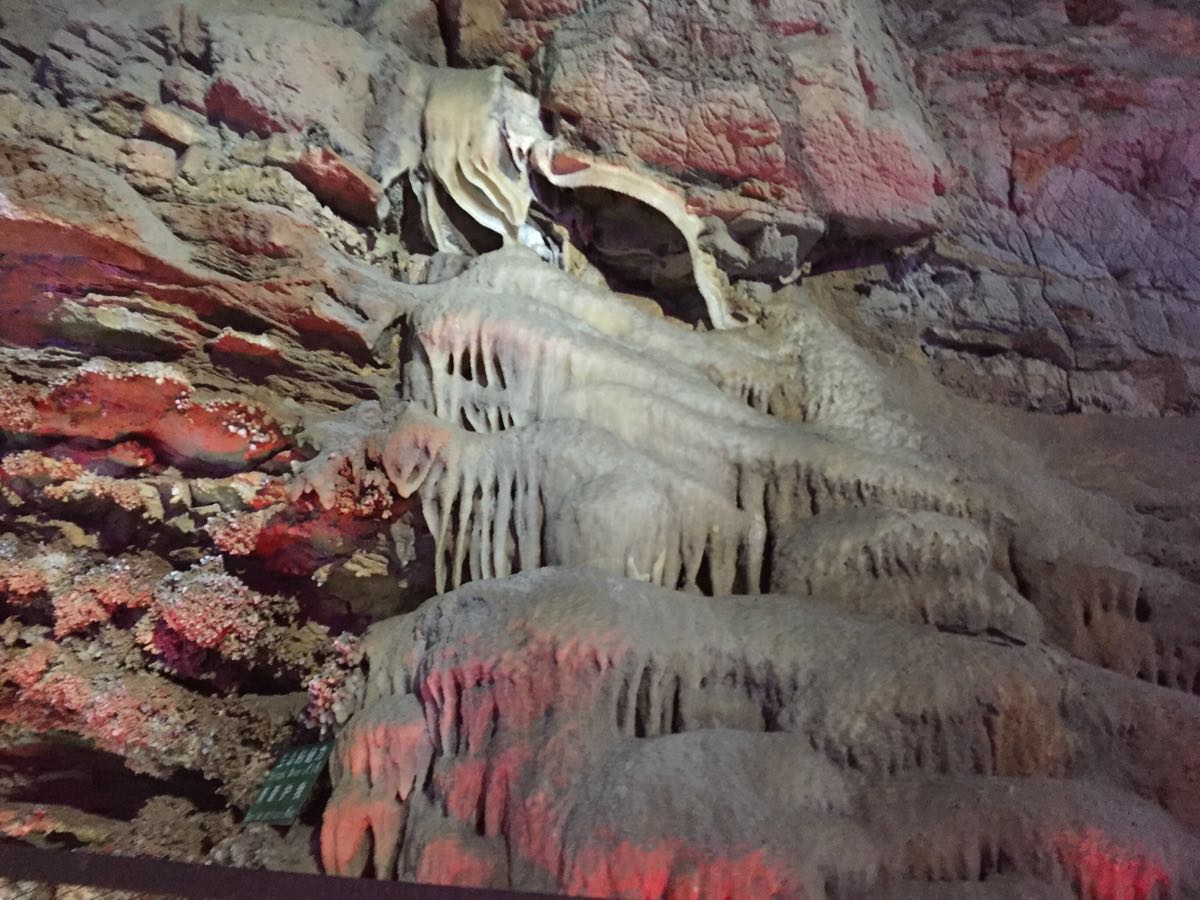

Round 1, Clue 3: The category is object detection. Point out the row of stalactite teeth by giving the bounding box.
[342,644,1190,897]
[397,390,982,598]
[418,459,750,595]
[410,456,979,597]
[407,315,973,510]
[404,313,803,436]
[410,648,1050,782]
[421,454,546,593]
[1065,569,1200,697]
[1143,635,1200,695]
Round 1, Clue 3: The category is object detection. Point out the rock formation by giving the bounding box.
[1,0,1198,898]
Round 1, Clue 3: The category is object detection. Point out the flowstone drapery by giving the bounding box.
[294,76,1200,891]
[305,241,1200,896]
[322,569,1200,895]
[392,66,743,330]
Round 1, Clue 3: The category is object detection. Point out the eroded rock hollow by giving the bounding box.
[1,0,1199,897]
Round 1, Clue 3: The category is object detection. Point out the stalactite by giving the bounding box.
[323,570,1200,894]
[284,61,1200,897]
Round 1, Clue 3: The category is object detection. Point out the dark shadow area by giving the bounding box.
[805,221,932,278]
[531,174,711,327]
[430,179,504,255]
[0,737,225,817]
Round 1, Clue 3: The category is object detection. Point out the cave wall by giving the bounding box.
[438,0,1200,414]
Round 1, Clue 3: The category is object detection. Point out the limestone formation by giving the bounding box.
[1,0,1199,898]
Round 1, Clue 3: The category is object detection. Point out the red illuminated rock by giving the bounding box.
[322,570,1200,895]
[286,147,385,226]
[0,364,287,469]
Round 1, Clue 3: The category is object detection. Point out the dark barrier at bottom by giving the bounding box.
[0,843,559,900]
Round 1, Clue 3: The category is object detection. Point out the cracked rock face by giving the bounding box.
[1,0,1199,897]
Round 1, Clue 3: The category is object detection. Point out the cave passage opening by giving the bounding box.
[530,174,713,328]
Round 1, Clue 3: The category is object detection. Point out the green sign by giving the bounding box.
[243,742,334,825]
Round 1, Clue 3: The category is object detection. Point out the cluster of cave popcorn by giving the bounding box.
[296,68,1200,899]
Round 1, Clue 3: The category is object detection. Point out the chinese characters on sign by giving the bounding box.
[243,742,334,825]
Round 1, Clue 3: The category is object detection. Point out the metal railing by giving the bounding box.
[0,844,553,899]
